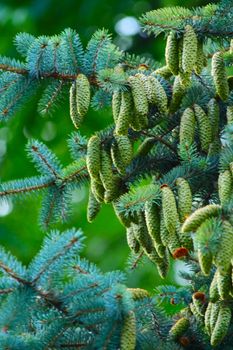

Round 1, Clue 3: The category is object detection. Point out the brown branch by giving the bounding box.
[0,262,30,285]
[0,288,14,294]
[44,187,59,228]
[42,80,64,114]
[31,145,61,179]
[0,180,54,197]
[74,307,104,318]
[34,289,68,315]
[59,344,86,349]
[1,78,33,118]
[0,64,98,85]
[73,264,89,275]
[65,283,99,299]
[0,64,28,75]
[141,130,177,154]
[0,167,88,207]
[62,166,88,184]
[130,251,144,270]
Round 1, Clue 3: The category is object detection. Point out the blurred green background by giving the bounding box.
[0,0,213,292]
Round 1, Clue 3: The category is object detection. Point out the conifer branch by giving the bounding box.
[0,63,100,84]
[141,130,177,154]
[0,288,14,295]
[0,1,233,348]
[0,262,30,285]
[32,235,79,284]
[0,180,54,196]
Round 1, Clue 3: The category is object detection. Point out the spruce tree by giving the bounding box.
[0,0,233,348]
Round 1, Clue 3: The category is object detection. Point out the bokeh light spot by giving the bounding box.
[115,16,140,36]
[0,200,13,217]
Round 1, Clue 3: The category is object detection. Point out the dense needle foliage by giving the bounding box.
[0,0,233,348]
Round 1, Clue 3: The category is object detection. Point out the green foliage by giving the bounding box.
[0,228,182,349]
[1,0,233,348]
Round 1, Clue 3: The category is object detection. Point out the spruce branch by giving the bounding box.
[141,130,177,154]
[31,235,80,284]
[0,262,29,285]
[0,180,54,197]
[0,63,98,85]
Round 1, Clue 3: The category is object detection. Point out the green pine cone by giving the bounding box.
[179,107,196,148]
[87,189,101,222]
[113,202,131,228]
[194,41,206,75]
[91,177,105,203]
[157,258,170,279]
[130,110,142,131]
[230,39,233,54]
[127,288,150,300]
[207,98,219,139]
[176,177,192,223]
[215,220,233,275]
[169,317,190,339]
[230,162,233,179]
[115,135,133,168]
[69,82,83,128]
[132,214,153,254]
[149,75,168,115]
[147,248,169,278]
[112,91,121,123]
[128,75,148,128]
[165,32,179,75]
[192,294,205,316]
[111,141,126,175]
[198,248,213,276]
[210,302,220,334]
[211,305,231,347]
[144,201,165,257]
[207,138,221,157]
[182,25,198,74]
[99,149,114,192]
[135,137,155,157]
[104,176,120,203]
[218,170,232,205]
[190,302,204,324]
[154,65,172,79]
[76,73,91,117]
[181,204,221,233]
[169,76,186,113]
[161,185,179,235]
[126,226,140,254]
[176,225,193,251]
[227,105,233,125]
[178,38,183,73]
[139,74,155,105]
[217,268,232,300]
[178,37,191,87]
[167,232,182,257]
[121,311,136,350]
[194,104,212,153]
[86,135,101,179]
[209,271,220,303]
[204,302,212,336]
[212,52,229,101]
[115,91,133,135]
[160,212,170,246]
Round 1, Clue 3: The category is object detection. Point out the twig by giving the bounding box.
[130,251,144,270]
[141,130,177,154]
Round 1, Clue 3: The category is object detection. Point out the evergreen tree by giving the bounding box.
[0,0,233,348]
